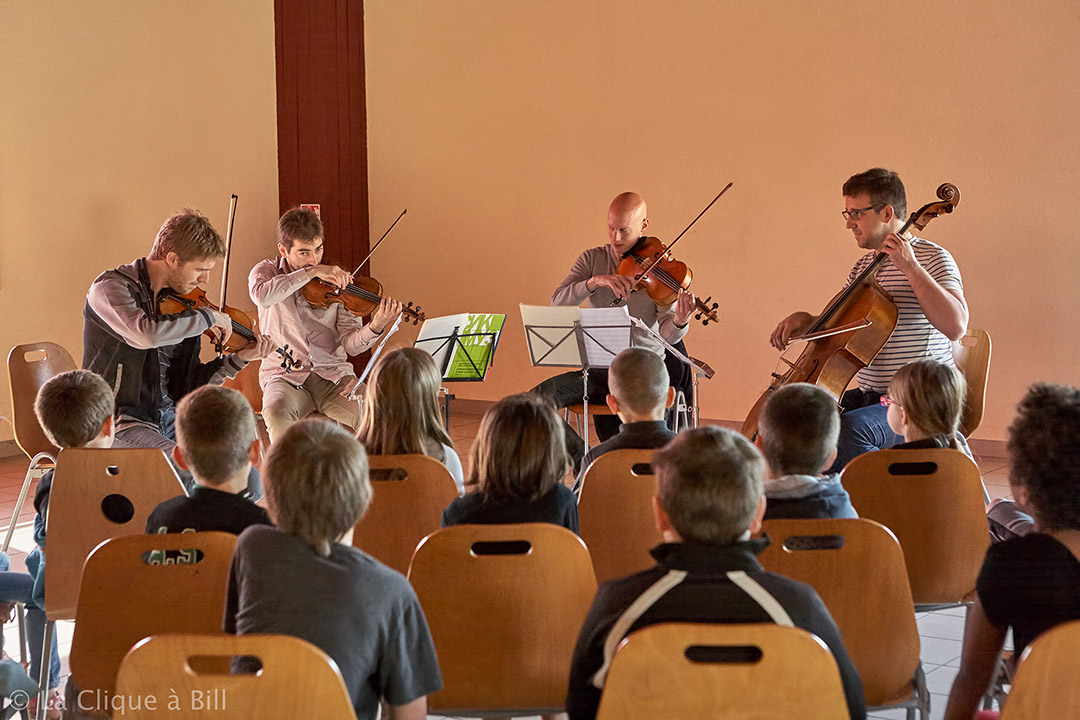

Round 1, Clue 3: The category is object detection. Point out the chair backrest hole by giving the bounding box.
[370,468,408,482]
[187,654,263,675]
[684,644,763,664]
[101,493,135,523]
[470,540,532,556]
[23,349,49,363]
[106,465,120,476]
[887,461,938,476]
[780,534,845,551]
[630,462,654,476]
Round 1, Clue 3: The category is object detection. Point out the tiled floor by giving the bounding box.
[0,412,1012,719]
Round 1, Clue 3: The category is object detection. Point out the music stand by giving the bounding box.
[520,304,633,451]
[415,313,506,427]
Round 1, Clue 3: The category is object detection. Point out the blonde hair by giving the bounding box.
[468,394,568,502]
[889,360,967,444]
[609,348,670,416]
[34,370,114,448]
[356,348,452,455]
[176,386,257,484]
[147,210,225,261]
[265,420,371,557]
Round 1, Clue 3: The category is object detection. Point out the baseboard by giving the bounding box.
[967,437,1007,461]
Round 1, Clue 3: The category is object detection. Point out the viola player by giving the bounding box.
[532,192,696,472]
[83,209,274,496]
[769,168,968,470]
[248,207,402,442]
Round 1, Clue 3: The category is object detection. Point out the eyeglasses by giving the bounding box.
[842,204,884,221]
[879,394,899,407]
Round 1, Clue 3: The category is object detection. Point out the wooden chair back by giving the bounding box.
[577,448,662,584]
[1001,620,1080,719]
[952,328,992,436]
[758,518,920,706]
[352,453,459,575]
[407,523,598,715]
[221,358,263,414]
[44,447,187,620]
[596,622,850,720]
[69,532,237,701]
[842,448,990,605]
[115,633,355,719]
[6,341,76,459]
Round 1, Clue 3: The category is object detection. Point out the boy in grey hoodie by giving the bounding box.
[758,383,858,520]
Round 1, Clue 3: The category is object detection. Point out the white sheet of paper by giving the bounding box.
[578,306,632,366]
[519,304,631,368]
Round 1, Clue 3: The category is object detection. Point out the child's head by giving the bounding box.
[34,370,115,449]
[607,348,672,420]
[759,383,840,477]
[357,347,451,455]
[469,393,568,502]
[651,426,766,545]
[1007,383,1080,532]
[886,359,967,440]
[265,420,372,557]
[175,386,258,487]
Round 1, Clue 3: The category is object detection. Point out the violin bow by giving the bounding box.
[637,182,733,283]
[212,194,240,355]
[349,208,407,277]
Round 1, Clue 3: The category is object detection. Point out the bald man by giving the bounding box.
[533,193,695,471]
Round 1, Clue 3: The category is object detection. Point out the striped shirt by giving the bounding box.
[846,237,963,393]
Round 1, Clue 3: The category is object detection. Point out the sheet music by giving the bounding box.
[519,305,583,367]
[579,306,632,366]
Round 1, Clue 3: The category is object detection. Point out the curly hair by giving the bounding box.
[1007,383,1080,531]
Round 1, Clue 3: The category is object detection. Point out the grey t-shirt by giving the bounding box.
[224,525,442,717]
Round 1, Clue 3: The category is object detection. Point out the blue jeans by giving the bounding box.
[827,389,904,474]
[22,549,60,690]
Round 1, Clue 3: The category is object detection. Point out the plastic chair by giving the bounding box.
[952,328,992,437]
[68,532,237,705]
[841,448,990,607]
[352,453,459,575]
[1000,619,1080,719]
[576,449,662,584]
[38,447,186,705]
[595,622,851,719]
[758,517,928,718]
[114,633,355,719]
[407,523,598,716]
[3,342,76,553]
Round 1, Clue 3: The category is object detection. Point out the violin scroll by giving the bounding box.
[695,296,720,327]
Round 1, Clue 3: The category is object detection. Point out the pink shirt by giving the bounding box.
[248,257,381,387]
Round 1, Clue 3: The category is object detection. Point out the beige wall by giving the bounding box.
[0,2,279,444]
[364,1,1080,441]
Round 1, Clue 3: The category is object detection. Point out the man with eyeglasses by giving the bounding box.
[768,167,968,471]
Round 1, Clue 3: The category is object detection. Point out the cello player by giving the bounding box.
[769,168,968,471]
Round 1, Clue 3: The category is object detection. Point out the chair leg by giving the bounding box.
[915,662,930,720]
[17,602,28,668]
[35,620,54,720]
[3,453,53,554]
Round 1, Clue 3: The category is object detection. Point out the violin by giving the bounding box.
[158,287,301,372]
[740,183,961,441]
[617,236,720,325]
[301,275,425,325]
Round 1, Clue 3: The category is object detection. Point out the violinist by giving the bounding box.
[248,208,402,442]
[533,192,696,471]
[83,209,275,497]
[769,168,969,471]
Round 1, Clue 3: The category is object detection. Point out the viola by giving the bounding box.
[740,183,961,441]
[617,236,720,326]
[158,287,301,372]
[301,275,425,325]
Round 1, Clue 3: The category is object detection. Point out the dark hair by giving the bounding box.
[468,394,568,502]
[842,168,907,221]
[34,370,114,448]
[175,386,257,484]
[147,210,225,261]
[277,208,323,250]
[652,426,765,544]
[760,383,840,476]
[1007,383,1080,532]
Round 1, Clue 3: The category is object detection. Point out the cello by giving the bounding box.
[741,183,961,440]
